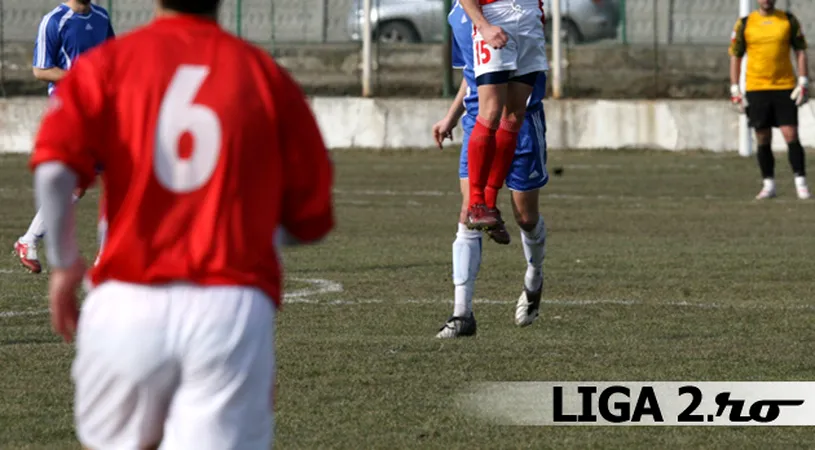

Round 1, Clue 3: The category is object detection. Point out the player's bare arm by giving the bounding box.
[33,67,67,83]
[433,78,468,149]
[790,13,809,106]
[797,50,808,79]
[728,18,746,111]
[458,0,507,49]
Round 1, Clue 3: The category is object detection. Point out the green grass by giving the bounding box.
[2,149,815,449]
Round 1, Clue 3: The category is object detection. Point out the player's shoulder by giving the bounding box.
[89,4,111,20]
[784,10,801,24]
[40,4,69,26]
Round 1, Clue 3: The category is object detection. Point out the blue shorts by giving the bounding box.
[459,104,548,192]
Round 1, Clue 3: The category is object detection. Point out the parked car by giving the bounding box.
[347,0,620,45]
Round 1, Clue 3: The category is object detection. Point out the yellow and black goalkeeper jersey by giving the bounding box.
[729,10,808,92]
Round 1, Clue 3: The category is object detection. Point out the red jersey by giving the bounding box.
[30,15,334,306]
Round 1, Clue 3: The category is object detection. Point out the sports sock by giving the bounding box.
[788,140,806,177]
[485,119,522,209]
[467,117,498,207]
[21,193,81,244]
[21,210,46,244]
[757,143,775,179]
[520,215,546,292]
[452,223,482,317]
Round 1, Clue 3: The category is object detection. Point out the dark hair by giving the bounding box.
[160,0,220,14]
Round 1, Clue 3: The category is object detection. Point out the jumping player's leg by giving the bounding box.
[484,77,536,210]
[437,179,482,339]
[466,4,518,230]
[438,117,481,339]
[468,1,548,230]
[506,106,548,327]
[511,190,546,327]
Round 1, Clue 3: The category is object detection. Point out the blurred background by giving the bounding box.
[1,0,813,98]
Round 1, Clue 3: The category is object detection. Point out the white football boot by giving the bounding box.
[755,179,777,200]
[515,285,542,327]
[13,238,42,274]
[436,313,477,338]
[795,177,811,200]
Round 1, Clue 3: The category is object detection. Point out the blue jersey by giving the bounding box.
[448,1,547,117]
[33,3,114,96]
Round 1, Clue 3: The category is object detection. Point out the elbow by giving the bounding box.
[32,67,47,81]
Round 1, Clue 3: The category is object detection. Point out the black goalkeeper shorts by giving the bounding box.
[745,89,798,129]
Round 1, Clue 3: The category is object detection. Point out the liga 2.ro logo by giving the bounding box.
[552,385,803,424]
[460,382,815,426]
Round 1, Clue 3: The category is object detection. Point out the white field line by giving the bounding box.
[0,278,345,318]
[332,188,797,203]
[4,277,815,318]
[284,295,815,312]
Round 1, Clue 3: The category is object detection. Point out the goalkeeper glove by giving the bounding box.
[730,84,746,113]
[791,76,810,106]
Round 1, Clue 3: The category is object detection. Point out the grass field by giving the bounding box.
[2,149,815,449]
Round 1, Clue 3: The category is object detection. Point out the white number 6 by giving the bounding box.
[154,65,222,193]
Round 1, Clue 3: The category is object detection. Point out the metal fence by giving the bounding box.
[1,0,814,98]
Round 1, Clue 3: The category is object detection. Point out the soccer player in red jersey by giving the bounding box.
[457,0,548,234]
[29,0,334,448]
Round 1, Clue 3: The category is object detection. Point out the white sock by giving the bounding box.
[452,223,481,317]
[763,178,776,191]
[21,210,46,244]
[521,215,546,292]
[795,176,807,188]
[21,194,80,244]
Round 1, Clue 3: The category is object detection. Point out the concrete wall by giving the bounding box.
[3,97,813,153]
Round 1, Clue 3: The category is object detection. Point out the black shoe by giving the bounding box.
[436,313,477,338]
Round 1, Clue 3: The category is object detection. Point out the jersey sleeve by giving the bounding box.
[729,18,746,58]
[273,66,335,243]
[107,22,116,39]
[30,49,109,188]
[33,14,60,69]
[788,13,808,51]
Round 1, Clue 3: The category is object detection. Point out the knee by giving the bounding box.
[784,130,799,143]
[501,108,525,125]
[477,92,503,125]
[514,209,539,232]
[755,131,772,146]
[459,205,469,224]
[479,105,502,126]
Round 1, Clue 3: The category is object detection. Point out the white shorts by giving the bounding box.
[72,281,276,450]
[473,0,549,80]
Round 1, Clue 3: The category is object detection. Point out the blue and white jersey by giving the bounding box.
[33,3,115,95]
[448,0,547,117]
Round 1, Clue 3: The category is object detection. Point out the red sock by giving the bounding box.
[467,116,498,207]
[485,119,522,208]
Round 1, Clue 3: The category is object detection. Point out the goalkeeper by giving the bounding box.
[729,0,810,200]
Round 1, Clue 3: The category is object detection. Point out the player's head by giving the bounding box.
[157,0,221,15]
[757,0,775,12]
[75,0,91,5]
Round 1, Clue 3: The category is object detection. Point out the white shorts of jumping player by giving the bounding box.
[72,281,276,450]
[473,0,550,80]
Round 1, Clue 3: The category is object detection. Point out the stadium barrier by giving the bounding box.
[2,97,813,153]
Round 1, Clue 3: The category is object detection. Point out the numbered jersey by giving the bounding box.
[30,15,334,305]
